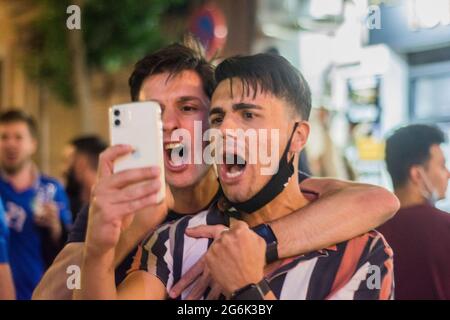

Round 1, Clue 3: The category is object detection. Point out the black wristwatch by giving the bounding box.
[252,223,278,264]
[231,278,271,300]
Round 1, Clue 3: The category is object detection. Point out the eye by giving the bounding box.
[181,105,197,113]
[243,111,254,119]
[210,116,223,126]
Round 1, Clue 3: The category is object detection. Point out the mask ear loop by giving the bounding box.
[286,122,300,166]
[417,167,439,205]
[283,121,300,174]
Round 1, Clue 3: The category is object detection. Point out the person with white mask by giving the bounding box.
[379,124,450,300]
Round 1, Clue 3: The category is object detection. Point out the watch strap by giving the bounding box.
[231,278,271,300]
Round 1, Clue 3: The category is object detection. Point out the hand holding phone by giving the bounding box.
[109,101,165,203]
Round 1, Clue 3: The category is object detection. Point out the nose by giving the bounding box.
[218,114,240,137]
[217,116,245,155]
[162,106,180,135]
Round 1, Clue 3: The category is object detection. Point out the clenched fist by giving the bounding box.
[205,221,266,297]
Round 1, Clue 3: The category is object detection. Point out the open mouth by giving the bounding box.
[222,152,247,179]
[164,142,187,169]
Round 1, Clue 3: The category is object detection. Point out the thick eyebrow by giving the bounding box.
[209,103,263,117]
[209,106,224,117]
[232,103,263,111]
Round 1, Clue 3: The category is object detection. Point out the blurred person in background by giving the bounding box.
[0,198,15,300]
[63,136,107,219]
[60,141,81,218]
[379,124,450,300]
[0,110,72,300]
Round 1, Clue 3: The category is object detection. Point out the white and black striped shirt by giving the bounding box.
[129,204,394,300]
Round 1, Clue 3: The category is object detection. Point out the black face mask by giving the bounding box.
[224,122,299,214]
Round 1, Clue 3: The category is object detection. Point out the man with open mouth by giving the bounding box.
[35,41,399,300]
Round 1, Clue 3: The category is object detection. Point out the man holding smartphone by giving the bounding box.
[34,42,399,300]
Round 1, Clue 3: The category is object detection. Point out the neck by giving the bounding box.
[170,167,219,214]
[2,161,36,192]
[242,170,308,227]
[395,183,428,209]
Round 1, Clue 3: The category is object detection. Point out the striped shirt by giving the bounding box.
[129,204,394,300]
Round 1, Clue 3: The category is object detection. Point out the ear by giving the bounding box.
[409,165,422,186]
[290,121,310,154]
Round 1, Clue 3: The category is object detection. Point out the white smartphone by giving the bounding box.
[109,101,165,203]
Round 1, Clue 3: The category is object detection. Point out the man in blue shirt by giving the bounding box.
[0,110,72,300]
[0,198,15,299]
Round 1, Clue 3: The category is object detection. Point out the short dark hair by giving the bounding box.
[71,135,107,170]
[0,109,38,138]
[214,53,312,120]
[128,43,215,101]
[385,124,447,188]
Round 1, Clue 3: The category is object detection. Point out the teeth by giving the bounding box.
[226,170,243,178]
[165,142,183,150]
[224,164,245,179]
